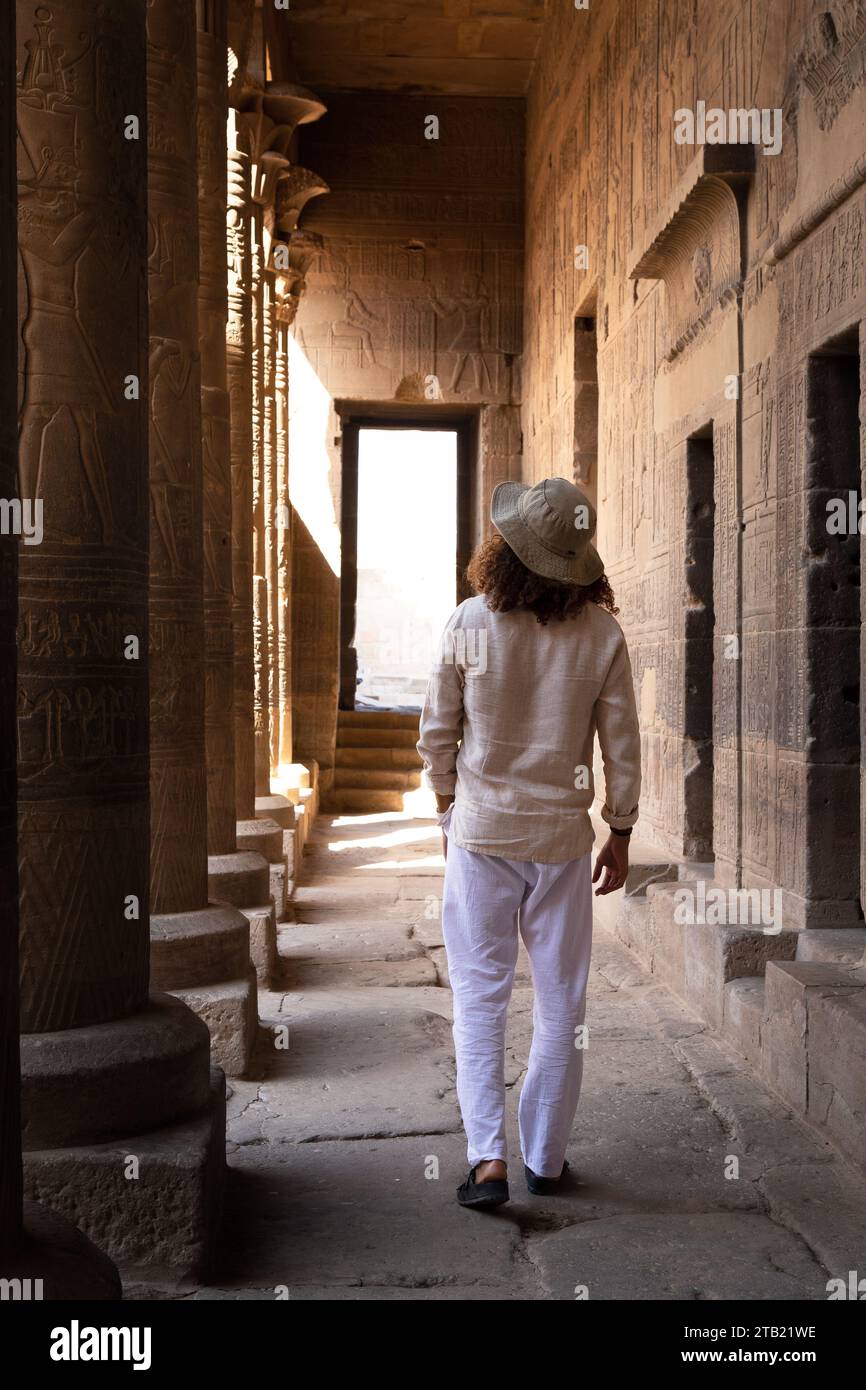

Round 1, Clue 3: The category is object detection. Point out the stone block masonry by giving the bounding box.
[526,2,866,1176]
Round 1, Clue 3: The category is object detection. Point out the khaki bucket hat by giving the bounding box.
[490,476,605,585]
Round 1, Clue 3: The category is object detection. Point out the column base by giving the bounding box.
[21,993,212,1148]
[152,906,260,1075]
[208,851,278,977]
[240,900,279,983]
[255,793,295,827]
[237,817,290,922]
[254,802,300,907]
[1,1199,122,1301]
[171,973,257,1077]
[237,815,283,859]
[23,1069,226,1279]
[207,849,269,906]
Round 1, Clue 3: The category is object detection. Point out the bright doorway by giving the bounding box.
[339,410,476,712]
[354,427,456,709]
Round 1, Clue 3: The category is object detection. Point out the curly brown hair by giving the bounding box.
[466,532,619,626]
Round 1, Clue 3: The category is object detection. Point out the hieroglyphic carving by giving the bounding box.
[199,1,236,857]
[775,369,806,752]
[231,136,256,822]
[777,193,866,353]
[263,266,278,783]
[232,169,258,822]
[249,241,272,800]
[275,166,329,236]
[630,168,747,363]
[274,313,292,769]
[795,2,866,131]
[860,326,866,913]
[711,411,740,871]
[274,230,321,328]
[294,90,521,411]
[0,0,21,1247]
[226,0,254,108]
[598,301,655,567]
[16,0,150,1032]
[147,0,207,915]
[522,0,866,920]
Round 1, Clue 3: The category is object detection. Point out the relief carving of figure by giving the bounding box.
[431,274,492,395]
[148,207,197,579]
[17,6,121,545]
[331,278,381,368]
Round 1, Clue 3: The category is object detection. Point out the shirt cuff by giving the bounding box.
[424,770,457,795]
[601,804,639,831]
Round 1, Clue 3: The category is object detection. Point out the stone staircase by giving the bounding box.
[327,709,423,812]
[590,820,866,1181]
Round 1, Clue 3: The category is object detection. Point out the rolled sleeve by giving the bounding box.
[595,632,641,831]
[417,614,464,795]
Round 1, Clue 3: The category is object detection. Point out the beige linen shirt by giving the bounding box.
[417,595,641,862]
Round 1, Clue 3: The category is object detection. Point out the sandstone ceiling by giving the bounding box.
[271,0,546,97]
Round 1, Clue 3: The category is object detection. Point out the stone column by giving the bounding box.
[0,0,20,1257]
[147,0,256,1076]
[201,3,276,983]
[240,197,291,919]
[222,83,291,923]
[242,192,263,820]
[274,305,293,774]
[15,0,222,1275]
[201,4,237,861]
[1,0,119,1300]
[263,231,322,889]
[261,262,277,799]
[272,229,323,791]
[241,101,330,897]
[258,168,329,872]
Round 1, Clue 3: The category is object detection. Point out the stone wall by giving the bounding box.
[523,0,866,926]
[290,91,524,786]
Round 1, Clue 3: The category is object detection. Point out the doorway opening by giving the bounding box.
[805,330,862,918]
[573,315,598,494]
[339,410,476,712]
[684,427,715,861]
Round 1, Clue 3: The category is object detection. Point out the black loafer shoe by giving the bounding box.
[457,1166,510,1210]
[524,1159,571,1195]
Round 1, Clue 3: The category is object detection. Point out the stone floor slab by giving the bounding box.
[529,1212,827,1300]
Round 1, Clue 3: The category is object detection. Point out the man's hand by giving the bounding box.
[436,794,454,861]
[592,833,630,896]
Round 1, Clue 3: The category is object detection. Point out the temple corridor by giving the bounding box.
[133,802,866,1301]
[3,0,866,1320]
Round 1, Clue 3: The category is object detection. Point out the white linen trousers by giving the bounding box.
[440,806,594,1178]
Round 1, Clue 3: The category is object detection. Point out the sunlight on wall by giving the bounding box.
[287,332,341,576]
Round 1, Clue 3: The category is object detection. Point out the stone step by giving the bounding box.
[337,726,420,749]
[795,928,866,965]
[335,746,422,770]
[334,767,422,791]
[724,976,765,1069]
[624,861,678,896]
[338,710,420,731]
[323,788,406,813]
[763,960,866,1173]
